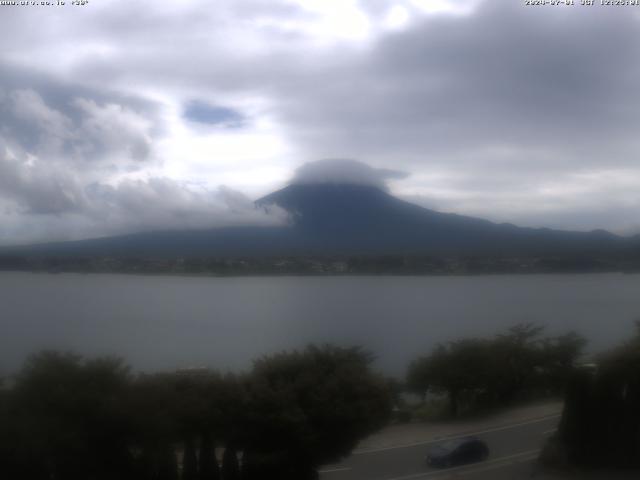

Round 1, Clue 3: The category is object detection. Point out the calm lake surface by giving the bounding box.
[2,272,640,377]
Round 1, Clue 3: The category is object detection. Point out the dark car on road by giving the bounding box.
[426,436,489,468]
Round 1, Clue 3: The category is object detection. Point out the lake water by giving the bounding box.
[1,272,639,377]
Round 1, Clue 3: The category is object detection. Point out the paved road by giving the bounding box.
[319,415,559,480]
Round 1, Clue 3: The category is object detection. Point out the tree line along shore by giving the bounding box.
[1,323,639,479]
[2,253,640,276]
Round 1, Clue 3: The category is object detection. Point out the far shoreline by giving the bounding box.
[0,268,638,279]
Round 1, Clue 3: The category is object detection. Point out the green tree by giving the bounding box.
[407,324,585,417]
[183,437,198,480]
[538,331,587,394]
[156,443,179,480]
[240,345,392,479]
[408,339,492,416]
[221,446,240,480]
[127,373,182,480]
[552,322,640,468]
[406,358,430,402]
[199,433,220,480]
[488,323,546,404]
[10,351,135,480]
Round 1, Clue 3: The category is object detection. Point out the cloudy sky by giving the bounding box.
[1,0,640,245]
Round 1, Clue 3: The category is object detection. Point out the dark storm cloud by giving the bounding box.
[77,0,634,180]
[8,0,640,174]
[275,2,640,168]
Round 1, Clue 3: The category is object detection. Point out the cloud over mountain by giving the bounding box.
[291,159,408,191]
[2,0,640,242]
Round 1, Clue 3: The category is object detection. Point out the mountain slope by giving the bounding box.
[257,184,625,255]
[2,183,630,257]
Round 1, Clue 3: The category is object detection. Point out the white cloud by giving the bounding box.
[2,0,640,243]
[383,5,411,30]
[9,89,73,154]
[291,159,408,191]
[72,97,153,162]
[0,83,288,244]
[0,140,86,215]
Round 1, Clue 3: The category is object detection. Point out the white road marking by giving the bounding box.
[453,453,539,477]
[542,429,557,435]
[381,449,540,480]
[353,414,561,455]
[319,467,352,474]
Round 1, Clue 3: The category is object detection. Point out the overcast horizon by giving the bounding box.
[2,0,640,245]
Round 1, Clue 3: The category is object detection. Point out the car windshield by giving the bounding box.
[439,438,475,452]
